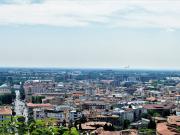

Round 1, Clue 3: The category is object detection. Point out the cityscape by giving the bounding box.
[0,0,180,135]
[0,68,179,134]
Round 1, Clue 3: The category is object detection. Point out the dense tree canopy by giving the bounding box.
[0,94,15,105]
[0,116,79,135]
[32,96,45,104]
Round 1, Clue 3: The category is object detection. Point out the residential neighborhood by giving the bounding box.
[0,68,180,134]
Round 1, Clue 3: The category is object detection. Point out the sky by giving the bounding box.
[0,0,180,69]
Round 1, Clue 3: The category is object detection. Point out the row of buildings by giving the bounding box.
[1,70,180,134]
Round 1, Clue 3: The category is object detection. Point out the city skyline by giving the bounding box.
[0,0,180,69]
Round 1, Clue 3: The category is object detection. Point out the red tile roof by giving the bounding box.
[143,103,176,110]
[94,129,137,135]
[146,97,157,102]
[0,106,12,115]
[156,122,178,135]
[167,116,180,126]
[27,103,53,108]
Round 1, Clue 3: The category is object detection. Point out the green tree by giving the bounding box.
[153,112,160,117]
[0,116,79,135]
[32,96,45,104]
[63,127,79,135]
[148,120,156,129]
[123,119,130,129]
[139,128,155,135]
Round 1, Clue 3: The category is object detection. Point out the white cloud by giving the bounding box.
[0,0,180,29]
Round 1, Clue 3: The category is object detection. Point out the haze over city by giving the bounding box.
[1,1,180,135]
[0,0,179,69]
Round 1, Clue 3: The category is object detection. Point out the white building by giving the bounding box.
[45,110,65,120]
[0,84,11,95]
[69,110,82,121]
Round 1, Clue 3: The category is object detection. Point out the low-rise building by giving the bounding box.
[69,110,82,121]
[81,101,108,110]
[27,103,53,120]
[94,128,138,135]
[24,80,57,102]
[45,109,65,121]
[143,103,176,117]
[156,116,180,135]
[0,84,11,95]
[0,106,12,121]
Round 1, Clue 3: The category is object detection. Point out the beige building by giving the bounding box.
[0,106,12,121]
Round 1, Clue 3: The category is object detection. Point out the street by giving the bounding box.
[14,90,28,122]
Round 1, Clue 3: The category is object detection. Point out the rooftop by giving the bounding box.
[0,84,8,88]
[143,103,176,110]
[0,106,12,115]
[81,122,111,130]
[146,97,157,102]
[167,116,180,126]
[94,128,137,135]
[156,122,179,135]
[27,103,53,108]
